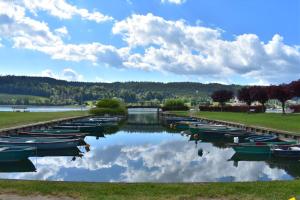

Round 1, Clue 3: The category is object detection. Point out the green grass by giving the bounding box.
[0,111,88,129]
[0,180,300,200]
[170,111,300,133]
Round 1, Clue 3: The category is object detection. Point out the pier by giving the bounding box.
[161,112,300,142]
[0,115,88,135]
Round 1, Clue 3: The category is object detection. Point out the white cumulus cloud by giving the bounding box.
[54,26,68,37]
[161,0,186,5]
[0,1,125,68]
[22,0,113,23]
[113,13,300,83]
[0,0,299,84]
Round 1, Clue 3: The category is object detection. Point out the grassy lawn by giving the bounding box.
[0,111,88,129]
[170,111,300,133]
[0,180,300,200]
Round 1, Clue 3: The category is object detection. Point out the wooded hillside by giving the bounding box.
[0,76,241,105]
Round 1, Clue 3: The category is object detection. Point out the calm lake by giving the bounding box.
[0,110,299,182]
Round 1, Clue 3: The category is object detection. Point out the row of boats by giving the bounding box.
[0,116,122,163]
[165,116,300,159]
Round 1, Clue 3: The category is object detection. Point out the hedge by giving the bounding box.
[199,105,265,113]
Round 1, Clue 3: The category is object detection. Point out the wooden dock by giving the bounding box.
[161,112,300,142]
[0,115,88,135]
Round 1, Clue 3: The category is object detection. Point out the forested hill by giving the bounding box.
[0,76,241,105]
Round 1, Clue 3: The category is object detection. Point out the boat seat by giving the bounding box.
[0,147,9,152]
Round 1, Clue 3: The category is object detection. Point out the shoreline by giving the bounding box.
[163,111,300,140]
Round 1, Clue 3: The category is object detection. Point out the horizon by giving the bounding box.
[0,0,299,85]
[0,74,244,85]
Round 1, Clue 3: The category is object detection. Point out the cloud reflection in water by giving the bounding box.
[0,132,293,182]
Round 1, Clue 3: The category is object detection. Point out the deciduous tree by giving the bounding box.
[250,86,269,112]
[237,87,252,111]
[268,85,292,114]
[289,80,300,97]
[211,90,233,111]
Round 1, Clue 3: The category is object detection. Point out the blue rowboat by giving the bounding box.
[0,145,36,162]
[0,137,86,150]
[165,117,198,124]
[247,135,278,142]
[0,159,36,173]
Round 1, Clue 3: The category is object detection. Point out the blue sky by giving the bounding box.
[0,0,299,84]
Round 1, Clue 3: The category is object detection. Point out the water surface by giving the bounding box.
[0,110,298,182]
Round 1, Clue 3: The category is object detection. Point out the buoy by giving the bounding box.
[193,134,199,140]
[234,137,239,144]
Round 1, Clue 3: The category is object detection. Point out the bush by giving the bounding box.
[162,99,189,111]
[96,99,122,109]
[199,105,264,113]
[90,99,127,116]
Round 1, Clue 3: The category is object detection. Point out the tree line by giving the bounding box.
[0,75,241,105]
[211,80,300,113]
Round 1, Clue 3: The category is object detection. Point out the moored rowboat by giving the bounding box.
[246,135,278,142]
[0,138,86,150]
[0,145,36,161]
[190,126,244,135]
[19,131,87,138]
[30,129,81,134]
[53,125,104,132]
[272,146,300,159]
[0,159,36,173]
[230,141,297,154]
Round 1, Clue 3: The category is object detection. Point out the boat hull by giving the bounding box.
[30,129,81,134]
[53,126,104,132]
[0,159,36,172]
[190,127,243,135]
[19,132,87,138]
[0,146,36,162]
[0,139,85,150]
[232,145,271,154]
[231,141,297,154]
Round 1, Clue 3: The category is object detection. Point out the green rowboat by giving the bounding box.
[231,141,297,154]
[189,126,243,135]
[0,145,36,162]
